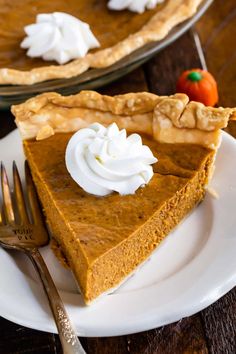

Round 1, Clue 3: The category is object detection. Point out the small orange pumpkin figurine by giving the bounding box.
[176,68,219,106]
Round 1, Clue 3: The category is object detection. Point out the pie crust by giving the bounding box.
[12,90,236,149]
[1,0,205,85]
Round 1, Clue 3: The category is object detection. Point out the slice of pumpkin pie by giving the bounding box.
[11,91,236,304]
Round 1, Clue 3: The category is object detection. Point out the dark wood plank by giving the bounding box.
[144,30,202,96]
[0,316,62,354]
[83,315,208,354]
[99,66,148,95]
[85,336,129,354]
[126,315,208,354]
[195,0,236,138]
[195,0,236,108]
[201,287,236,354]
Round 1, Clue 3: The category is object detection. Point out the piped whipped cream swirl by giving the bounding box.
[21,12,100,64]
[65,123,157,197]
[108,0,165,14]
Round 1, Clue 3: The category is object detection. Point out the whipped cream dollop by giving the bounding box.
[65,123,157,197]
[21,12,100,64]
[108,0,164,14]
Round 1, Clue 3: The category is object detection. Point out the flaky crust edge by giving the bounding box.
[11,90,236,149]
[0,0,204,85]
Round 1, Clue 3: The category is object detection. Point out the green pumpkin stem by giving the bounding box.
[187,71,202,82]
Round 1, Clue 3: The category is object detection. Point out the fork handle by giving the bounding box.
[27,248,86,354]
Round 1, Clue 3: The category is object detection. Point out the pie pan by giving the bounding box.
[0,0,213,109]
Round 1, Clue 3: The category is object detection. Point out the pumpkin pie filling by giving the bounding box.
[23,134,214,303]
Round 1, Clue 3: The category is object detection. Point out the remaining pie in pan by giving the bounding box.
[12,91,236,304]
[0,0,205,85]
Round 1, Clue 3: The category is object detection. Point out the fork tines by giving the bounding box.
[1,162,15,224]
[0,161,42,226]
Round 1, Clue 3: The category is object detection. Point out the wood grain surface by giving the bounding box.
[196,0,236,138]
[0,0,235,353]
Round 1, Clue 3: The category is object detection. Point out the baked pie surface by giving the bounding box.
[0,0,204,85]
[12,91,235,303]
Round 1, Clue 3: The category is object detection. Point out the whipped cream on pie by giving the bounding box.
[65,122,157,197]
[21,12,100,65]
[108,0,165,13]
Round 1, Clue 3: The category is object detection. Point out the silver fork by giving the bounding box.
[0,161,86,354]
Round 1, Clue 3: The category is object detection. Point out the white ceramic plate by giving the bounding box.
[0,130,236,337]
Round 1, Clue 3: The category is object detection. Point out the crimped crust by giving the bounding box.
[12,90,236,149]
[0,0,204,85]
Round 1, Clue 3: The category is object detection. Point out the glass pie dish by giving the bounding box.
[0,0,212,110]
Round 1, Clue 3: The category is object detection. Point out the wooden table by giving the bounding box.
[0,0,235,352]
